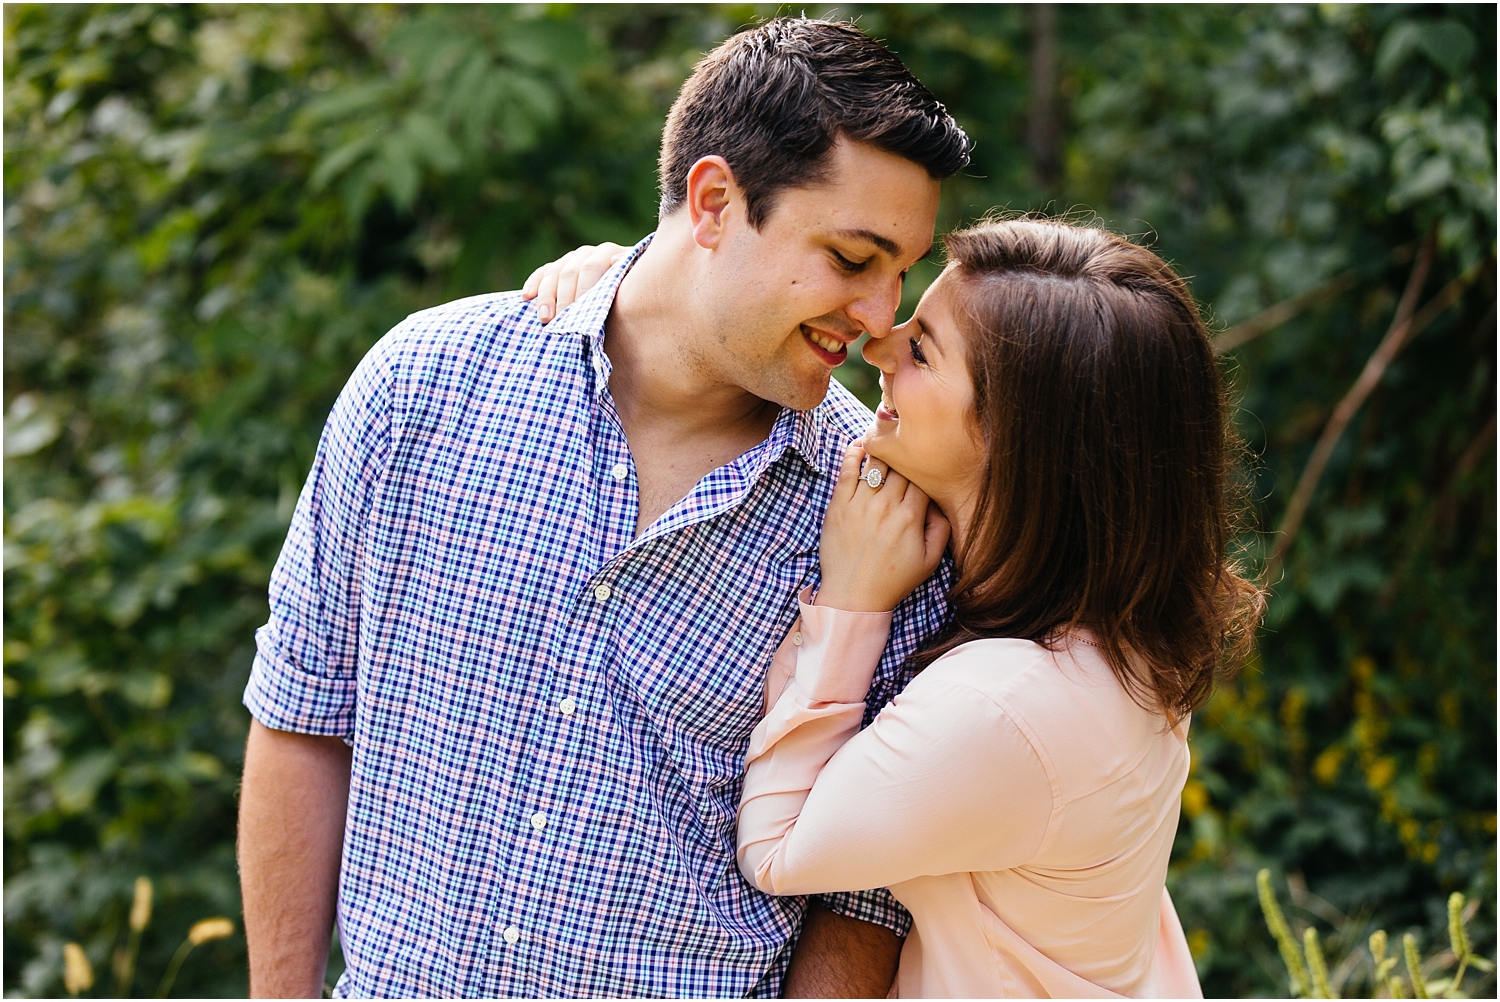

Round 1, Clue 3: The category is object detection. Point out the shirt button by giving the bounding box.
[559,697,577,717]
[503,925,520,945]
[531,812,548,830]
[593,584,612,602]
[792,631,803,647]
[610,463,628,480]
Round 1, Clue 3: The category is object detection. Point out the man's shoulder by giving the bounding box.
[357,289,559,392]
[386,290,538,355]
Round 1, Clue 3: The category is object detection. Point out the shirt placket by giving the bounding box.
[479,389,640,997]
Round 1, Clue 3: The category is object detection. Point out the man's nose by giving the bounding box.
[847,273,905,340]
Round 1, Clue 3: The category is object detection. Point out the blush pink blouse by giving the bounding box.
[737,592,1204,999]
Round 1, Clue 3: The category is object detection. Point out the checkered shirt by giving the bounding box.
[244,235,952,999]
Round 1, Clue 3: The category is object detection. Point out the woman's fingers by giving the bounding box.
[898,473,931,513]
[923,501,952,564]
[819,449,945,613]
[554,248,585,315]
[521,242,631,323]
[523,245,605,324]
[878,465,910,502]
[558,243,629,313]
[521,264,545,299]
[836,441,865,501]
[534,265,560,323]
[575,243,627,294]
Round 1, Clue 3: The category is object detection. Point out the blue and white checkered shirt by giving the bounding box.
[244,235,951,998]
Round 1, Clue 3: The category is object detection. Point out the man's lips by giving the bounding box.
[801,325,853,366]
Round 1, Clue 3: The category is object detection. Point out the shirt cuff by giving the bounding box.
[792,586,893,704]
[242,623,357,738]
[817,887,914,938]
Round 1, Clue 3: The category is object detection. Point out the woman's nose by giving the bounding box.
[862,329,897,372]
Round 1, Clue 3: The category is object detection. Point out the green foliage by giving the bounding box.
[1259,870,1494,997]
[5,4,1494,997]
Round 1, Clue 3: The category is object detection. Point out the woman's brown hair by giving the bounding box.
[915,217,1264,720]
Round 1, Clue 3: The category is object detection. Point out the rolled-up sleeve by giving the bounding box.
[816,887,913,938]
[242,334,397,737]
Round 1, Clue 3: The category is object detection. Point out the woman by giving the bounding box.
[527,217,1263,998]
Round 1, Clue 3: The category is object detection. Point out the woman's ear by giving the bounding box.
[684,155,738,250]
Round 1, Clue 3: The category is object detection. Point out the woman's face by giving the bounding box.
[861,267,986,517]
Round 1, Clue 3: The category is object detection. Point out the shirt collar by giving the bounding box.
[553,230,824,477]
[546,233,653,394]
[757,404,825,478]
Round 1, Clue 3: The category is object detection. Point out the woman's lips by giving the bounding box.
[875,400,899,422]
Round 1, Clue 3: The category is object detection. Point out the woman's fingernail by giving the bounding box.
[539,305,552,321]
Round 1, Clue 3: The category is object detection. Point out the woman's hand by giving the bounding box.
[815,442,951,613]
[521,242,628,323]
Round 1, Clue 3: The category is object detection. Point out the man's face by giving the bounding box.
[697,139,941,411]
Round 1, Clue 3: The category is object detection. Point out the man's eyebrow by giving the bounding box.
[834,228,903,258]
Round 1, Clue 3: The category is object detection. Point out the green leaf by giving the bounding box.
[309,132,381,192]
[53,751,116,814]
[120,672,172,709]
[377,136,421,211]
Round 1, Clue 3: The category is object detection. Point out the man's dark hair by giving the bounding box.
[658,17,971,226]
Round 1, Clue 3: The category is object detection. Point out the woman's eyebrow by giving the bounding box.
[912,316,940,350]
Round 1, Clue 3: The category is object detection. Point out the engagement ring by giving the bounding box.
[861,468,885,490]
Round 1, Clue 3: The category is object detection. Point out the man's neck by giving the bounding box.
[604,226,781,535]
[604,227,777,439]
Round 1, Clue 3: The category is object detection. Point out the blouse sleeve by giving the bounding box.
[738,609,1054,896]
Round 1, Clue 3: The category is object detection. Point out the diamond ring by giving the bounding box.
[861,467,885,490]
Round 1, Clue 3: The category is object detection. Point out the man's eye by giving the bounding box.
[831,251,867,273]
[909,338,928,365]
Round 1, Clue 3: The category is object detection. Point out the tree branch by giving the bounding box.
[1213,271,1360,355]
[1027,4,1060,190]
[1377,304,1498,608]
[1263,235,1484,585]
[1212,243,1422,355]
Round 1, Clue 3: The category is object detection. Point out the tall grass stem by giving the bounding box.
[1258,869,1309,996]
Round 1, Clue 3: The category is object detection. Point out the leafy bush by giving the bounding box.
[5,4,1494,996]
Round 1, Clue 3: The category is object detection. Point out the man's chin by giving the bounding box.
[755,372,835,413]
[791,373,837,411]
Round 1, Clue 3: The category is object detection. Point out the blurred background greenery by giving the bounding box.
[4,4,1494,997]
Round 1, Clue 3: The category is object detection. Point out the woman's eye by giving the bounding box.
[909,337,928,365]
[831,251,867,273]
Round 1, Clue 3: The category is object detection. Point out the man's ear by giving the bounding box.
[684,156,739,250]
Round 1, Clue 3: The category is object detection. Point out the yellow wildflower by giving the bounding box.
[63,942,93,995]
[188,917,235,945]
[130,876,153,933]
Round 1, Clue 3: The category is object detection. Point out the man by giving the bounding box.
[238,17,969,998]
